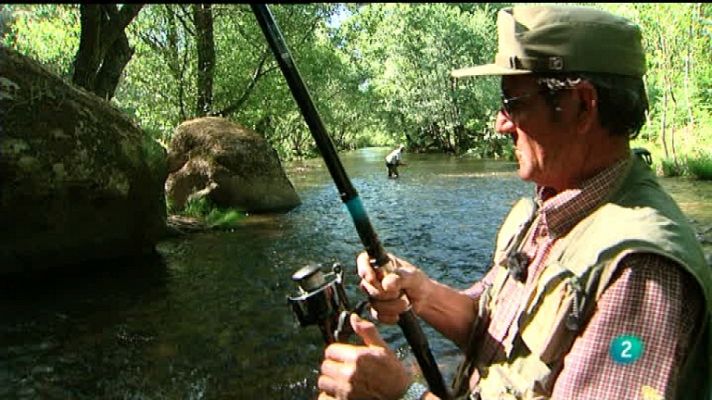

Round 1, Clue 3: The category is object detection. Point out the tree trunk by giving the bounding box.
[669,89,678,165]
[72,4,144,100]
[138,5,190,120]
[661,90,669,159]
[193,3,215,116]
[73,5,102,92]
[658,30,670,160]
[684,4,698,128]
[643,76,652,141]
[94,30,134,100]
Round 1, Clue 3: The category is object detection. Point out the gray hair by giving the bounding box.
[536,73,649,139]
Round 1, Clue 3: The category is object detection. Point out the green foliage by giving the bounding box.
[685,152,712,181]
[598,4,711,164]
[334,4,500,154]
[166,196,177,215]
[205,209,245,228]
[181,196,245,228]
[1,4,79,78]
[181,196,211,218]
[660,157,684,177]
[660,152,712,181]
[117,4,197,145]
[3,3,710,167]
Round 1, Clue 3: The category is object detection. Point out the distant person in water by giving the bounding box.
[385,144,406,178]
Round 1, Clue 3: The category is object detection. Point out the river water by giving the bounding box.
[1,148,710,399]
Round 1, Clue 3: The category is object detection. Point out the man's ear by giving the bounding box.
[575,81,599,133]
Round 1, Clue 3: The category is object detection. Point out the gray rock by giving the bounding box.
[165,117,301,213]
[0,46,167,274]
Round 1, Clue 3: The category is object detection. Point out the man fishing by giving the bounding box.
[386,144,406,179]
[317,5,711,400]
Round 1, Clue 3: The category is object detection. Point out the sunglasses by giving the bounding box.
[500,90,545,117]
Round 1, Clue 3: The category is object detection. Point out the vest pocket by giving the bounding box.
[518,262,579,364]
[477,355,552,399]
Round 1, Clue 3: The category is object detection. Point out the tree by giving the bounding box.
[1,4,80,78]
[335,3,499,154]
[72,4,143,100]
[11,3,703,162]
[193,3,215,116]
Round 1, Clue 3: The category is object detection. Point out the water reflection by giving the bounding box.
[1,148,709,399]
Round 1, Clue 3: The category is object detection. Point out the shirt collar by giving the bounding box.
[535,157,631,238]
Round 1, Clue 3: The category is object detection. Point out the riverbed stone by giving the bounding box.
[0,46,167,274]
[165,117,301,213]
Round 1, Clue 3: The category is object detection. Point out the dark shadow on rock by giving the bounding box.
[0,46,168,275]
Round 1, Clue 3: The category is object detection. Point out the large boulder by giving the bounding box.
[165,117,301,213]
[0,46,167,274]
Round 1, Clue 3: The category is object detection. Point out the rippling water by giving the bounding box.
[1,148,709,399]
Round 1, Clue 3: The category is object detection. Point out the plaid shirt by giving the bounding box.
[464,158,704,399]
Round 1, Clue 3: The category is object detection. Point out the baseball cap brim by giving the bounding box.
[451,63,533,78]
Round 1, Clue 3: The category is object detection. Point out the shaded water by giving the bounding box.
[1,148,710,399]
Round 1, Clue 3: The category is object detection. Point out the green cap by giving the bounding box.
[452,5,646,78]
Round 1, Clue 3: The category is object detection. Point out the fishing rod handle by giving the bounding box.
[399,310,451,399]
[351,203,451,399]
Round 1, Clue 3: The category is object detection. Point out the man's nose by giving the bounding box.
[495,110,515,134]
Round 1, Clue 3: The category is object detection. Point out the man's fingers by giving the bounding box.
[351,313,389,348]
[317,375,346,399]
[324,343,362,364]
[360,280,402,300]
[359,280,382,298]
[370,307,399,325]
[370,296,409,315]
[381,272,403,293]
[320,359,353,381]
[357,252,378,280]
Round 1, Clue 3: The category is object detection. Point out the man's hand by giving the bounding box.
[356,252,432,324]
[318,313,411,400]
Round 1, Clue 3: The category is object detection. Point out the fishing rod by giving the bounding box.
[251,4,450,399]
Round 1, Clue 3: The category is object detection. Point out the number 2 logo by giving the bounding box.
[610,335,644,364]
[620,340,633,358]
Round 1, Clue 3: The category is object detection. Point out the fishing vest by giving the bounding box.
[453,155,712,400]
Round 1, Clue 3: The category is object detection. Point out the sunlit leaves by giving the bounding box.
[1,4,80,78]
[597,3,712,153]
[3,3,709,160]
[335,3,500,152]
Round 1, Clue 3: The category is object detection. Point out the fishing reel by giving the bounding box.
[288,263,365,344]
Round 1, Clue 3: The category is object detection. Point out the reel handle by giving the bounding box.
[288,263,360,344]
